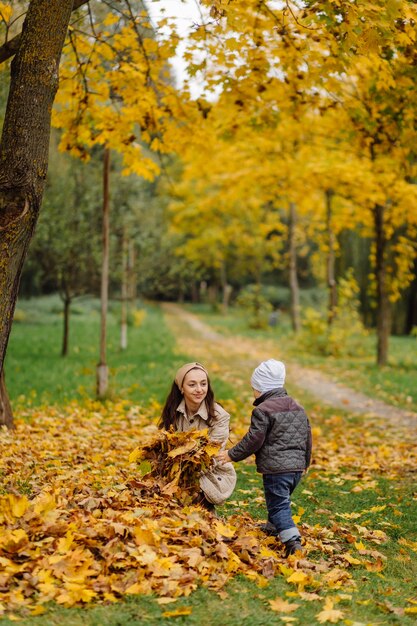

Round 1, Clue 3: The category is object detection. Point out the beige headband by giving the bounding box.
[174,362,208,389]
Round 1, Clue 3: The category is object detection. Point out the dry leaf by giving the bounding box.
[269,598,300,613]
[162,607,192,617]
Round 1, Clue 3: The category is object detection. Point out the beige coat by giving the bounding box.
[176,400,237,504]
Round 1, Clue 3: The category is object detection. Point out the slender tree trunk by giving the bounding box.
[374,203,391,366]
[0,0,74,427]
[208,284,218,309]
[288,202,301,333]
[220,262,232,314]
[178,279,185,303]
[199,281,207,302]
[128,240,136,304]
[62,296,71,357]
[326,189,337,326]
[97,147,110,397]
[191,282,199,303]
[405,258,417,334]
[120,226,128,350]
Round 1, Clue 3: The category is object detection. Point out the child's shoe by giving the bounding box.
[284,538,303,557]
[258,521,279,537]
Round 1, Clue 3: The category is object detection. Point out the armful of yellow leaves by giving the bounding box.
[129,429,221,504]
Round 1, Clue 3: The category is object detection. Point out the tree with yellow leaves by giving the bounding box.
[175,0,417,363]
[0,0,86,427]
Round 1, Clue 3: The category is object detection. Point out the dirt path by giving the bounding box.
[162,303,417,427]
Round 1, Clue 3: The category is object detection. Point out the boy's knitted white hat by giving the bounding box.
[251,359,286,392]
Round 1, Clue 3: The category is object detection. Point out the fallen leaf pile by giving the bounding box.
[129,429,220,504]
[0,399,416,621]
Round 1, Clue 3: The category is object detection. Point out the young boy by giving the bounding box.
[217,359,312,557]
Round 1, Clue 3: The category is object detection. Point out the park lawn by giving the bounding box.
[183,303,417,414]
[1,398,417,625]
[1,298,417,625]
[6,296,233,408]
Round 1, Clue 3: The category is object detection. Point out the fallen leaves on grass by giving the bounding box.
[0,399,411,618]
[316,598,344,623]
[0,402,273,614]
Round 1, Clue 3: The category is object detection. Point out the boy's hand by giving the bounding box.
[217,450,232,464]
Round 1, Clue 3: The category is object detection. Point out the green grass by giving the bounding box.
[6,296,233,408]
[3,446,417,626]
[184,303,417,413]
[2,298,417,625]
[3,453,417,625]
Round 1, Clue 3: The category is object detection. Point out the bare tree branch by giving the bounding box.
[0,0,90,64]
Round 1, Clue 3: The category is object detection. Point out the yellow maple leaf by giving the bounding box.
[128,447,142,463]
[167,439,198,458]
[57,531,75,554]
[287,571,309,584]
[316,598,344,624]
[125,583,145,595]
[156,597,178,605]
[316,607,344,623]
[269,598,300,613]
[162,607,192,617]
[214,520,236,538]
[278,564,294,577]
[299,592,321,601]
[342,553,362,565]
[33,493,57,516]
[8,494,29,519]
[30,606,46,616]
[259,546,277,558]
[0,2,12,22]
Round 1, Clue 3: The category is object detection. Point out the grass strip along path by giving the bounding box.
[1,302,417,625]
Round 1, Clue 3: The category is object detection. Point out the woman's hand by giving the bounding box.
[217,450,232,464]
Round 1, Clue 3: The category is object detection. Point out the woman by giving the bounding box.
[159,362,236,511]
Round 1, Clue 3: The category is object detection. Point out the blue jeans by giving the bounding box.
[263,472,303,543]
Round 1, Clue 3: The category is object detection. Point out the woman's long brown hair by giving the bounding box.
[159,373,217,430]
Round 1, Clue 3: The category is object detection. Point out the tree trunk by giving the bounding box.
[178,279,185,303]
[208,284,219,310]
[62,296,71,357]
[191,282,199,303]
[0,369,13,429]
[0,0,74,427]
[288,202,301,333]
[374,203,391,366]
[220,262,232,314]
[326,189,337,326]
[199,281,207,302]
[127,239,136,304]
[97,147,110,397]
[120,225,128,350]
[405,257,417,334]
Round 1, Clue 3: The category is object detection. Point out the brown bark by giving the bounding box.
[326,189,337,326]
[0,369,13,429]
[288,202,301,333]
[375,203,391,366]
[97,147,110,398]
[0,0,75,427]
[0,0,90,65]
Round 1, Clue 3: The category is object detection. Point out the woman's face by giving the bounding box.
[182,369,208,407]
